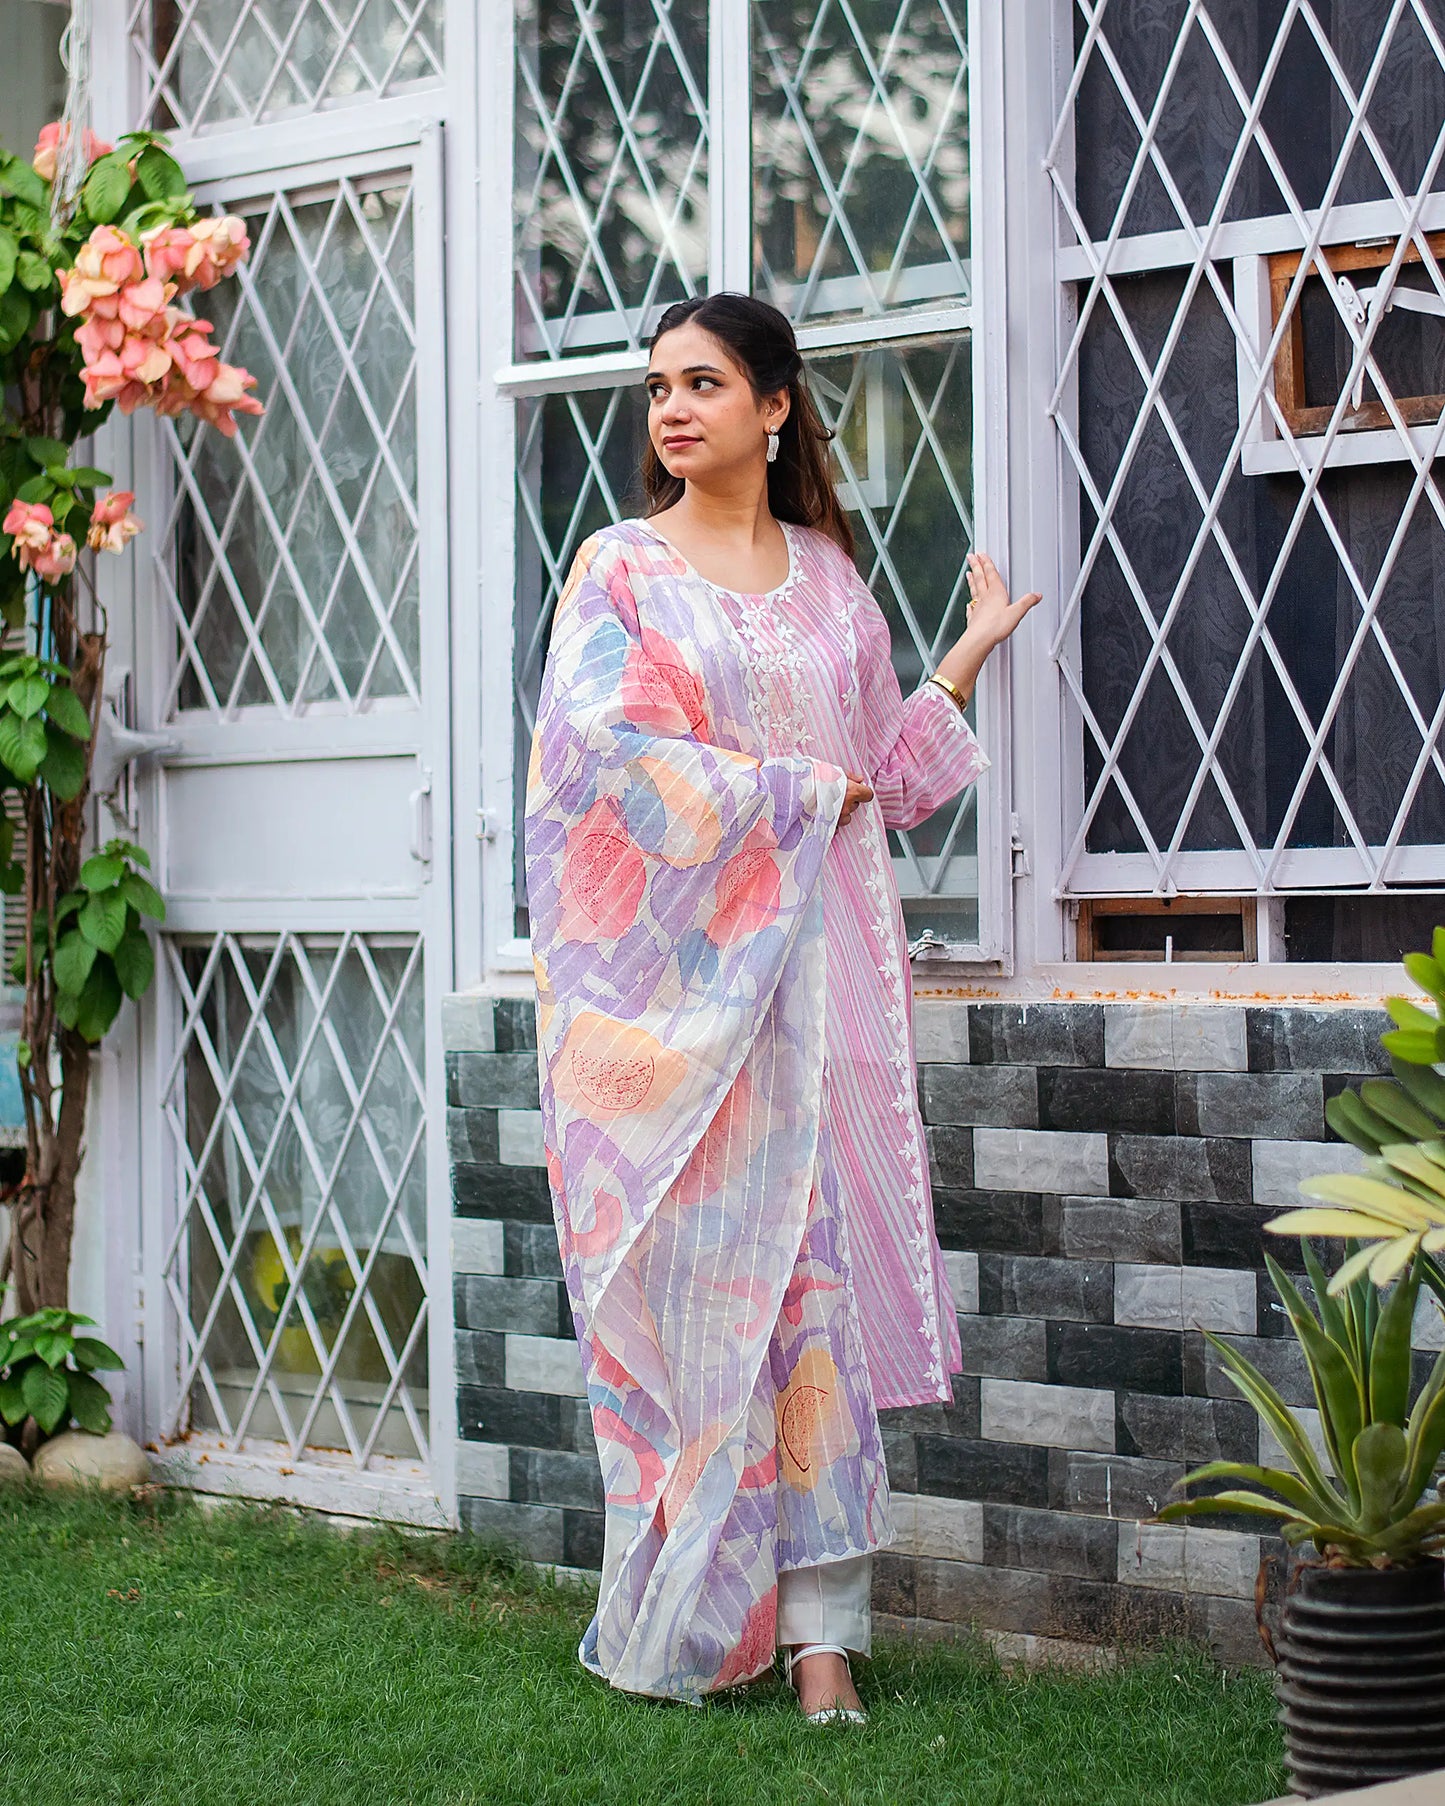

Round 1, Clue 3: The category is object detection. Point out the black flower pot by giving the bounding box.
[1276,1560,1445,1799]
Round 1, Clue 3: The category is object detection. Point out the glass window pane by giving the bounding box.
[752,0,971,324]
[809,337,979,919]
[134,0,444,134]
[171,934,428,1464]
[166,176,421,717]
[514,0,709,360]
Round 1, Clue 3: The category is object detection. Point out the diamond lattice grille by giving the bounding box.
[752,0,971,323]
[161,933,428,1466]
[810,340,979,915]
[157,175,420,719]
[514,0,709,360]
[1053,0,1445,892]
[130,0,443,134]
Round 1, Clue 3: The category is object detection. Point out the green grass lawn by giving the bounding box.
[0,1485,1287,1806]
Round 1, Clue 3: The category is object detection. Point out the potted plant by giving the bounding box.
[1156,938,1445,1798]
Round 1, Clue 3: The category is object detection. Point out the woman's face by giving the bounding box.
[645,322,789,486]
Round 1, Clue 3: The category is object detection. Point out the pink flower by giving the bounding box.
[80,330,173,410]
[177,214,250,291]
[3,502,77,583]
[193,362,264,436]
[59,225,145,318]
[30,533,77,582]
[86,491,143,554]
[161,310,218,391]
[3,499,55,555]
[116,275,172,332]
[75,312,126,364]
[31,123,111,183]
[142,224,195,287]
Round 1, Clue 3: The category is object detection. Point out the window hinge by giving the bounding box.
[475,808,498,843]
[1010,813,1031,879]
[133,1257,145,1346]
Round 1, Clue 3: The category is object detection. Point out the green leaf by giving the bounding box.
[1176,1459,1330,1522]
[0,709,48,783]
[1266,1254,1364,1506]
[81,850,125,890]
[52,931,97,996]
[44,682,91,742]
[1404,952,1445,1009]
[1382,1028,1445,1065]
[1386,996,1443,1036]
[55,890,84,921]
[14,473,51,506]
[15,251,51,294]
[63,467,111,491]
[1354,1421,1409,1532]
[21,1361,68,1435]
[6,675,49,719]
[112,928,155,1001]
[120,871,165,921]
[1359,1079,1441,1142]
[66,1369,111,1435]
[72,1337,124,1372]
[39,726,87,802]
[25,437,68,471]
[31,1330,73,1368]
[73,957,123,1043]
[1156,1491,1295,1526]
[0,284,32,354]
[1302,1240,1349,1351]
[0,1372,25,1425]
[0,227,15,295]
[1389,1057,1445,1126]
[78,887,126,954]
[1326,1089,1399,1156]
[1205,1330,1345,1513]
[136,145,186,202]
[81,160,133,225]
[0,156,48,209]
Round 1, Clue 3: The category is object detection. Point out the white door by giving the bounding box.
[117,109,455,1519]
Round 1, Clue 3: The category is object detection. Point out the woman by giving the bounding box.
[524,293,1039,1719]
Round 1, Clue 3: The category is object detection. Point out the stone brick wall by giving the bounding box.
[443,990,1439,1665]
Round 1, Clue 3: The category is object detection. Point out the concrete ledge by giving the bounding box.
[1258,1770,1445,1805]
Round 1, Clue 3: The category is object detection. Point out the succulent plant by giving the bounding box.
[1157,1243,1445,1567]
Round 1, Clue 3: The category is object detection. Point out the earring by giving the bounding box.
[766,429,780,464]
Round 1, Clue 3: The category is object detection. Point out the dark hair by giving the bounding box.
[641,293,855,559]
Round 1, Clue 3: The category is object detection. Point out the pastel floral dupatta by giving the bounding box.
[525,525,891,1701]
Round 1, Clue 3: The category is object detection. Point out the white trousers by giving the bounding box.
[775,1554,873,1656]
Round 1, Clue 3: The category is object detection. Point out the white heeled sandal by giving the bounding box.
[781,1643,868,1725]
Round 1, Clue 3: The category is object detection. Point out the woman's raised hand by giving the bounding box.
[839,774,874,827]
[964,551,1042,649]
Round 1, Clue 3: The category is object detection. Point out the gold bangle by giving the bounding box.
[926,672,967,713]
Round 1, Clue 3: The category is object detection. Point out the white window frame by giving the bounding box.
[478,0,1013,978]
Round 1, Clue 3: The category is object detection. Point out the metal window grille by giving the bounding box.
[154,169,422,719]
[129,0,444,135]
[158,932,429,1466]
[498,0,1004,959]
[1050,0,1445,897]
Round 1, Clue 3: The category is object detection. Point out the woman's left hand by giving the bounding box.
[929,552,1043,709]
[964,552,1042,650]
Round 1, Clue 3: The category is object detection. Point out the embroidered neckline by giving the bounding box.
[631,516,802,607]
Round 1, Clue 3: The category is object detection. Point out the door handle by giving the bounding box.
[409,768,433,866]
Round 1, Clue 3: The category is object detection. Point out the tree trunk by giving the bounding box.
[6,624,105,1315]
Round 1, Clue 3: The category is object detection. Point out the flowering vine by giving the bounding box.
[0,122,264,1318]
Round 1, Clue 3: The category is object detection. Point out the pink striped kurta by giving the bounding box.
[525,518,986,1700]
